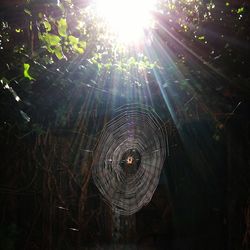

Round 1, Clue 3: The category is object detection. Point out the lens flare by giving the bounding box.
[94,0,155,44]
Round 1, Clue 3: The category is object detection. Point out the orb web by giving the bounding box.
[92,105,166,215]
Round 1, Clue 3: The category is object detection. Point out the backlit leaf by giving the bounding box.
[68,35,85,54]
[78,41,86,50]
[54,46,65,60]
[43,21,51,32]
[68,35,79,46]
[43,34,61,46]
[237,7,244,14]
[57,18,67,37]
[23,63,35,80]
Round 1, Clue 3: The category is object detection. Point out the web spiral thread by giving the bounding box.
[92,105,166,215]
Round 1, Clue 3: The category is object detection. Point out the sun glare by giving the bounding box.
[94,0,155,44]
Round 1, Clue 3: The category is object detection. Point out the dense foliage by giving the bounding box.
[0,0,249,134]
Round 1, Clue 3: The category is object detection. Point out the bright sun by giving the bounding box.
[94,0,155,44]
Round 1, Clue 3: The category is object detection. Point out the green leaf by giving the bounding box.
[43,21,51,32]
[43,33,61,46]
[68,35,79,46]
[15,28,23,33]
[57,18,67,37]
[75,47,84,54]
[198,36,205,40]
[237,7,244,14]
[68,35,85,54]
[128,57,137,66]
[54,46,65,60]
[23,63,35,80]
[78,40,86,49]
